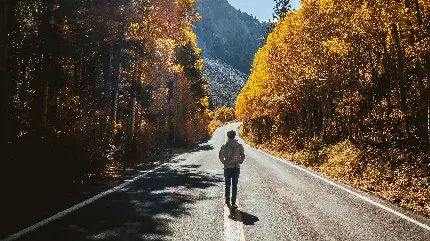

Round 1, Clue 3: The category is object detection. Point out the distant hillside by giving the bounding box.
[203,57,247,108]
[194,0,268,108]
[195,0,268,74]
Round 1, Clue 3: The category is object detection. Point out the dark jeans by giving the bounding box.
[224,167,240,205]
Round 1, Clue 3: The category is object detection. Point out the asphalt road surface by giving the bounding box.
[3,123,430,241]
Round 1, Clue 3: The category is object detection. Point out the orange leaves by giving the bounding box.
[213,106,235,122]
[127,22,140,37]
[154,38,176,63]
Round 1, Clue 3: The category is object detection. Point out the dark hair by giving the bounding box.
[227,130,236,139]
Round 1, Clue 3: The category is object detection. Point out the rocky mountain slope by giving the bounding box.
[194,0,269,108]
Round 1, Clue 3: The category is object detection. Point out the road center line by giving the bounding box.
[224,204,233,241]
[236,124,430,232]
[235,199,246,241]
[1,153,189,241]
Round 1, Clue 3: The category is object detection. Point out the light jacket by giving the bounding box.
[219,139,245,168]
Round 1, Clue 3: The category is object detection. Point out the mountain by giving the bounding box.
[194,0,269,108]
[203,57,247,108]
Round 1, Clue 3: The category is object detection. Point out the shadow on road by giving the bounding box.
[182,164,202,169]
[192,144,214,152]
[18,163,224,241]
[229,209,260,225]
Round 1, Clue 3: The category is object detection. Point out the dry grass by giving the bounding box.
[241,133,430,217]
[208,119,224,134]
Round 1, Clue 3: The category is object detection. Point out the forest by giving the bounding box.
[236,0,430,214]
[1,0,210,191]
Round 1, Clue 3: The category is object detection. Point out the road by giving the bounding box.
[3,123,430,241]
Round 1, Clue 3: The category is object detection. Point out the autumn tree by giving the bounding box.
[4,0,209,190]
[237,0,430,150]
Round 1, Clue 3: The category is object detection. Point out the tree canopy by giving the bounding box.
[3,0,210,184]
[237,0,430,149]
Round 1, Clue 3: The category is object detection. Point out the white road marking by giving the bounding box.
[235,125,430,232]
[1,153,190,241]
[224,204,232,241]
[235,199,245,241]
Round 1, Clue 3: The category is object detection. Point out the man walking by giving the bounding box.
[219,130,245,208]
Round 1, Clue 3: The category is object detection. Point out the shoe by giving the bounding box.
[231,203,238,209]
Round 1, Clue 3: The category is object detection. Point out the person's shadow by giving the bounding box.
[228,208,259,225]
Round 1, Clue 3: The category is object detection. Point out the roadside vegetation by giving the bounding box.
[209,106,236,134]
[242,133,430,216]
[2,0,209,193]
[237,0,430,216]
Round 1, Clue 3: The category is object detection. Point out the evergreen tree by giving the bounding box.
[273,0,290,19]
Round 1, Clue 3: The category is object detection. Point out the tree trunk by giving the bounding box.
[317,88,322,136]
[130,96,136,135]
[425,53,430,147]
[266,116,272,139]
[1,3,9,145]
[31,55,51,128]
[103,45,112,117]
[321,83,326,140]
[414,0,423,27]
[112,46,121,122]
[392,23,410,143]
[348,96,352,140]
[326,78,333,140]
[40,54,52,126]
[428,98,430,146]
[91,59,101,102]
[112,88,119,122]
[379,33,393,145]
[32,2,54,130]
[305,87,311,139]
[42,72,49,126]
[130,60,139,137]
[383,48,392,116]
[348,69,353,141]
[74,51,83,96]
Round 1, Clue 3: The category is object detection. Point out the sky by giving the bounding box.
[227,0,301,21]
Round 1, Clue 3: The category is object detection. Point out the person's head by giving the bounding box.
[227,130,236,139]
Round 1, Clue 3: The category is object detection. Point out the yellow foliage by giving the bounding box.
[322,37,350,56]
[235,0,430,216]
[213,106,235,123]
[320,140,360,180]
